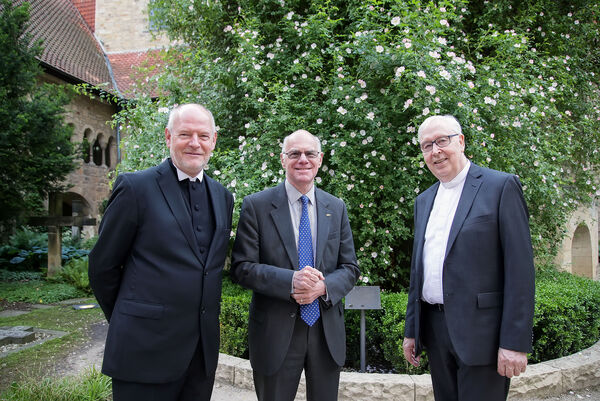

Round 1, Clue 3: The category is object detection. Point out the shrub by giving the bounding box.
[219,292,251,358]
[115,0,600,292]
[531,270,600,363]
[49,257,92,294]
[219,271,251,357]
[217,272,600,371]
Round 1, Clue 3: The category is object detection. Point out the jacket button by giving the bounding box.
[201,307,206,314]
[290,312,296,318]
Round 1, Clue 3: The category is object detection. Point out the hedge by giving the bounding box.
[219,270,600,373]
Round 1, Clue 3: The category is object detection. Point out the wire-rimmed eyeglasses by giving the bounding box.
[420,134,459,153]
[282,150,321,159]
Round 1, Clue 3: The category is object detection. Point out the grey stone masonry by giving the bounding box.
[0,326,35,346]
[215,339,600,401]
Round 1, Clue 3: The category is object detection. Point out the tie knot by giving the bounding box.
[300,195,309,206]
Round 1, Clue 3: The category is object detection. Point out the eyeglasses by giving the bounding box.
[282,150,321,159]
[420,134,459,153]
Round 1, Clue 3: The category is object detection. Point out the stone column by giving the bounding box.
[47,193,63,277]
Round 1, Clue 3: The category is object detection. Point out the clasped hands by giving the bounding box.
[291,266,325,305]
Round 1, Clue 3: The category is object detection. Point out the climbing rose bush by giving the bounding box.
[113,0,600,291]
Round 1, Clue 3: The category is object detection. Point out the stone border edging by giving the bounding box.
[215,339,600,400]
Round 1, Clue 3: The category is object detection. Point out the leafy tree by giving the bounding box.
[0,0,75,229]
[115,0,599,291]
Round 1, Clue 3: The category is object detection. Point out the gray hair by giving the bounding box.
[418,115,462,142]
[166,104,216,134]
[282,129,322,152]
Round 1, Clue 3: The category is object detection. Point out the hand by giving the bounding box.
[291,280,326,304]
[292,266,324,292]
[402,337,421,367]
[292,267,325,305]
[497,348,528,378]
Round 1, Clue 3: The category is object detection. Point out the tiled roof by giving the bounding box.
[108,49,164,97]
[16,0,115,90]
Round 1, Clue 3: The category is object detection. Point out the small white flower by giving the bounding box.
[391,16,401,26]
[366,112,375,120]
[337,106,347,115]
[376,45,384,53]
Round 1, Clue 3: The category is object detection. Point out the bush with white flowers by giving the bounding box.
[114,0,600,291]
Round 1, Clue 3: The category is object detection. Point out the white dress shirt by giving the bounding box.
[422,161,471,305]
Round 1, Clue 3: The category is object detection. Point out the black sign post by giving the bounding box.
[345,286,381,372]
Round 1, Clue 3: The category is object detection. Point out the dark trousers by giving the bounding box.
[253,315,340,401]
[421,303,510,401]
[112,341,215,401]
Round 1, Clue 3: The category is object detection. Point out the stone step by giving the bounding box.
[0,326,35,346]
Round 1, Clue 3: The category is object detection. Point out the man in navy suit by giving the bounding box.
[403,115,535,401]
[89,104,233,401]
[231,129,360,401]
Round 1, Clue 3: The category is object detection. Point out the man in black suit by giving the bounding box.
[89,103,233,401]
[230,129,360,401]
[403,115,535,401]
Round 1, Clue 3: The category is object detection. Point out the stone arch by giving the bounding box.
[62,191,94,240]
[571,223,593,279]
[83,127,93,163]
[105,136,117,169]
[92,133,105,166]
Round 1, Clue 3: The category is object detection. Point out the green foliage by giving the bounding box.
[530,270,600,364]
[0,281,86,304]
[0,0,76,227]
[49,257,92,294]
[219,292,251,358]
[0,227,91,272]
[219,272,251,357]
[0,367,111,401]
[114,0,600,291]
[0,269,42,282]
[218,272,600,371]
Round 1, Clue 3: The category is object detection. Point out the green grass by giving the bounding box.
[1,367,111,401]
[0,302,105,394]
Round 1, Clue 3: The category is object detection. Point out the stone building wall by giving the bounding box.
[95,0,171,52]
[555,203,599,280]
[41,72,117,236]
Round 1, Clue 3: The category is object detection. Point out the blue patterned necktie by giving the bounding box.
[298,195,320,326]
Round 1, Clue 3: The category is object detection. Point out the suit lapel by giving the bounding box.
[270,183,299,268]
[315,188,331,271]
[156,160,203,265]
[203,174,226,266]
[445,164,483,258]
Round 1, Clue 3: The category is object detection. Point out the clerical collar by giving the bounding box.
[441,160,470,189]
[175,166,204,182]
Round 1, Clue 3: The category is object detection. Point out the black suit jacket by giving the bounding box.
[404,163,535,366]
[230,182,360,375]
[89,159,233,383]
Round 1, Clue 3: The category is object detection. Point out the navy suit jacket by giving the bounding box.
[404,163,535,366]
[89,159,233,383]
[230,182,360,375]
